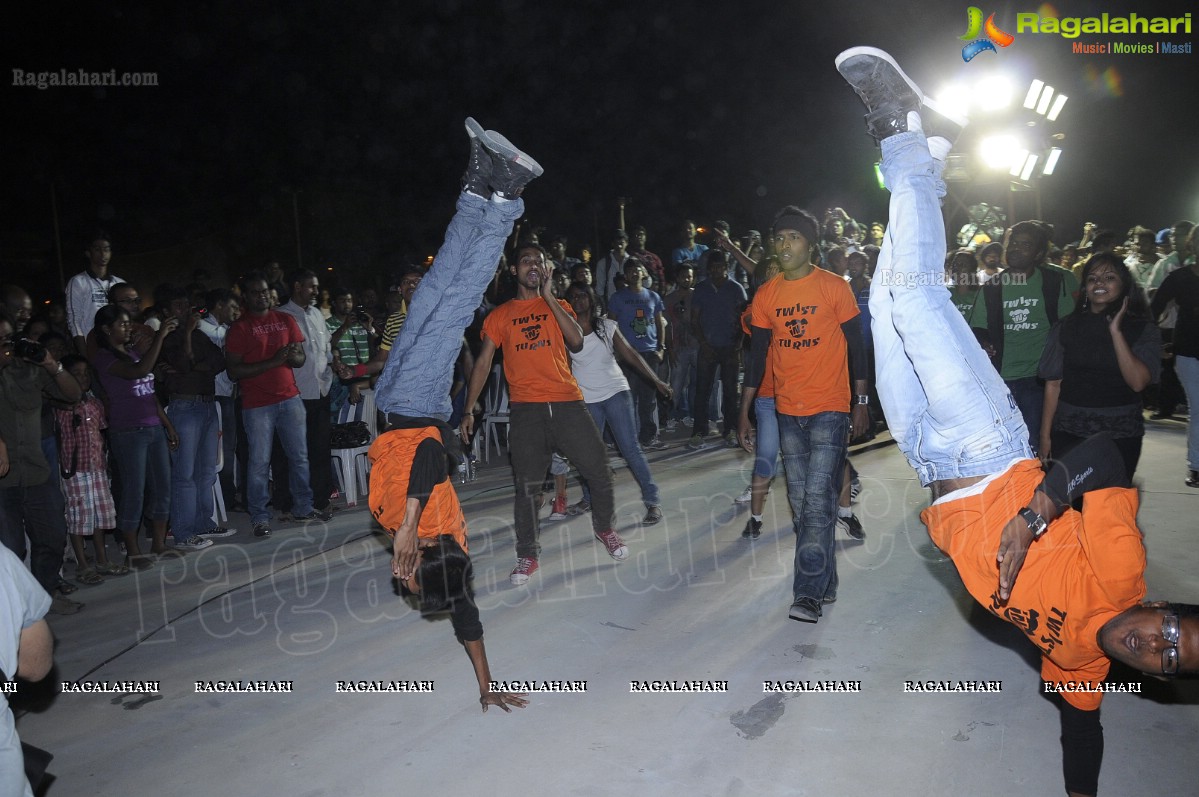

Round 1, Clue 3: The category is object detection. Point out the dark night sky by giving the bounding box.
[4,0,1197,297]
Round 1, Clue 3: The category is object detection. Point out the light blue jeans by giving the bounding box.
[167,398,218,539]
[581,389,661,507]
[869,130,1031,485]
[374,191,524,420]
[1175,355,1199,469]
[243,396,312,524]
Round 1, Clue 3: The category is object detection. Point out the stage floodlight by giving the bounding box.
[1047,94,1068,121]
[1035,86,1055,116]
[1019,153,1039,182]
[975,75,1013,112]
[981,135,1022,170]
[1043,147,1062,176]
[1023,79,1044,109]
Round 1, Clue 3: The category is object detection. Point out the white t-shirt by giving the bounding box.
[570,319,629,404]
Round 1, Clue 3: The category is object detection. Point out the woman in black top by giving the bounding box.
[1038,253,1160,478]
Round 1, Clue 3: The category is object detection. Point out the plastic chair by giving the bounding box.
[330,388,377,507]
[211,401,227,525]
[481,365,510,463]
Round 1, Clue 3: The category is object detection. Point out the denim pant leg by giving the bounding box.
[871,130,1030,484]
[625,352,659,443]
[216,396,237,504]
[551,401,615,533]
[1005,377,1043,451]
[145,427,172,523]
[596,391,660,507]
[670,346,697,419]
[753,396,781,479]
[242,404,275,525]
[193,403,219,531]
[168,400,204,539]
[508,403,554,559]
[276,396,314,516]
[109,427,151,531]
[717,346,741,434]
[1176,356,1199,469]
[780,412,848,604]
[375,192,524,420]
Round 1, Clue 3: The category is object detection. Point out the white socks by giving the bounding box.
[905,110,952,162]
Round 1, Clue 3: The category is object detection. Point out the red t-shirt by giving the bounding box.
[226,310,304,409]
[921,460,1146,710]
[482,297,583,403]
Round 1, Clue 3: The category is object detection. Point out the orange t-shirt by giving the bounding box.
[741,305,774,399]
[749,269,859,416]
[482,297,583,403]
[921,459,1146,710]
[367,427,468,551]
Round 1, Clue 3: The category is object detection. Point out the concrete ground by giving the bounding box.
[15,419,1199,796]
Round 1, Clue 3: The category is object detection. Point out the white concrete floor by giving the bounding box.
[16,420,1199,796]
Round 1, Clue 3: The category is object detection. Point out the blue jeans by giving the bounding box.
[243,396,312,525]
[868,130,1031,485]
[669,346,698,419]
[779,411,848,604]
[1176,355,1199,469]
[109,426,172,531]
[1005,376,1043,452]
[167,398,219,539]
[752,396,781,479]
[374,191,524,420]
[581,390,661,507]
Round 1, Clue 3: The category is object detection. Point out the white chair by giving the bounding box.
[481,365,510,463]
[212,402,228,525]
[330,388,377,507]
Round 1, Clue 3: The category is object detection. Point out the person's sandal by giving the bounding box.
[55,577,79,595]
[95,561,130,577]
[75,567,104,586]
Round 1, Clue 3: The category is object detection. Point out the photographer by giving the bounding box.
[326,287,377,416]
[0,307,84,614]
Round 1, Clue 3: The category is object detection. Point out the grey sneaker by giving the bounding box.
[788,598,821,623]
[686,435,707,451]
[199,526,237,539]
[643,437,668,451]
[293,508,334,523]
[835,46,923,143]
[172,535,215,551]
[481,129,543,198]
[462,117,493,198]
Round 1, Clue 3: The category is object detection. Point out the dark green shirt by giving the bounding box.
[0,364,69,488]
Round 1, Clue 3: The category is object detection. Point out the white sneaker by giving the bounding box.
[172,535,214,551]
[734,485,753,504]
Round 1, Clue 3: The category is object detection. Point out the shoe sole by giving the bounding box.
[200,530,237,538]
[464,116,484,142]
[788,603,821,623]
[834,46,924,105]
[481,129,544,177]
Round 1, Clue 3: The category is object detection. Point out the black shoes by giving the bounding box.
[742,517,762,540]
[788,598,821,623]
[835,47,923,143]
[836,513,866,540]
[1187,470,1199,488]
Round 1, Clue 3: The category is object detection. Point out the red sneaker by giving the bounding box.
[510,557,539,586]
[548,495,568,520]
[595,529,629,561]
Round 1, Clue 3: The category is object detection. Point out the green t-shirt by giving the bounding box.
[967,267,1078,380]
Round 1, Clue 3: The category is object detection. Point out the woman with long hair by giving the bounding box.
[91,304,179,567]
[565,284,671,525]
[1038,252,1160,477]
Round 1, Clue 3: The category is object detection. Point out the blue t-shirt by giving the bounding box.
[608,288,665,353]
[672,244,709,265]
[691,278,748,347]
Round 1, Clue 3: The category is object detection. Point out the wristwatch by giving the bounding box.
[854,394,869,405]
[1017,507,1049,539]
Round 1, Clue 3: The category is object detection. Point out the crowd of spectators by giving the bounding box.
[1,207,1196,618]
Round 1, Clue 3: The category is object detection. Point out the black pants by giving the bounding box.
[693,344,740,437]
[1051,429,1142,480]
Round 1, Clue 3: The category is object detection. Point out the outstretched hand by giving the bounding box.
[996,515,1033,602]
[480,690,529,713]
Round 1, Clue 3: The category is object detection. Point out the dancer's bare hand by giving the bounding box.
[480,691,529,713]
[996,516,1033,602]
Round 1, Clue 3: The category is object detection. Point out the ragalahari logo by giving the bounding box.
[960,7,1015,61]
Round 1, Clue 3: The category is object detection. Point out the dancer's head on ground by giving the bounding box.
[1098,602,1199,677]
[770,206,820,277]
[398,534,473,613]
[1075,252,1146,318]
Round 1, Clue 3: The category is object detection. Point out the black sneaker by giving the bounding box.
[836,513,866,540]
[788,598,821,623]
[1187,470,1199,488]
[481,129,543,199]
[742,517,762,540]
[461,117,492,198]
[293,508,334,523]
[835,46,923,143]
[253,522,272,538]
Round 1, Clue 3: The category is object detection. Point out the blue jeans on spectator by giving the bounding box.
[580,390,661,507]
[779,411,848,605]
[215,395,237,506]
[109,426,172,531]
[670,346,698,420]
[753,396,781,479]
[868,130,1031,485]
[0,480,68,594]
[1175,355,1199,470]
[374,190,524,421]
[243,396,313,525]
[167,398,219,540]
[1004,376,1043,453]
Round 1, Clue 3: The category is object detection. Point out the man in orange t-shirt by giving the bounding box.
[460,243,630,586]
[837,46,1197,796]
[739,206,869,624]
